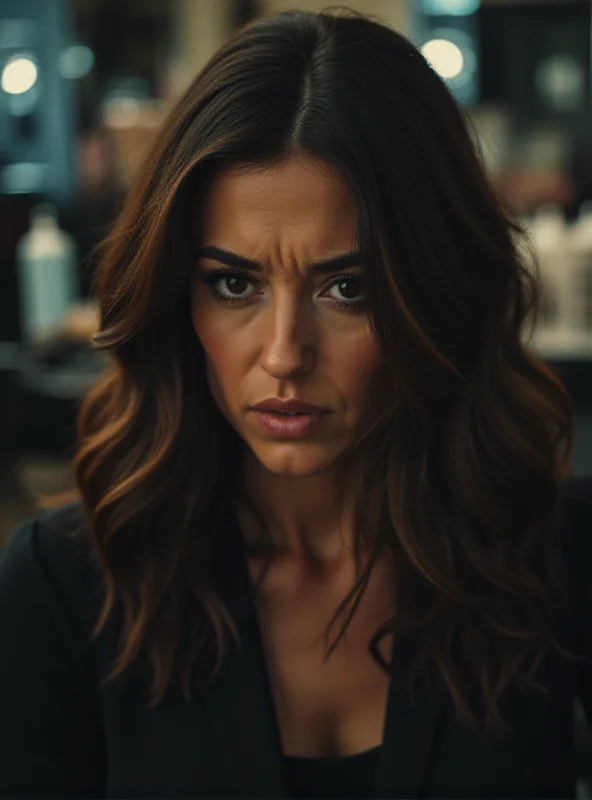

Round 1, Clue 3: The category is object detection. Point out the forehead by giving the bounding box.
[199,156,358,245]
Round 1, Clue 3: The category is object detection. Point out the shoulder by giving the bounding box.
[560,476,592,554]
[1,500,93,580]
[560,475,592,514]
[0,501,103,641]
[559,476,592,605]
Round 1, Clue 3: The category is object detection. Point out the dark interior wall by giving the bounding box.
[480,0,591,121]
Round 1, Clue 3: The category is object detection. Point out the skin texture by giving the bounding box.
[190,155,394,757]
[190,154,387,559]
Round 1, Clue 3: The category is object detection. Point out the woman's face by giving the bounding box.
[190,155,386,477]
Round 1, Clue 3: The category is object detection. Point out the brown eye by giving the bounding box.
[224,275,250,296]
[336,278,361,300]
[326,275,364,303]
[200,269,258,302]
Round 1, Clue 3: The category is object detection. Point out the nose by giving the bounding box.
[259,294,315,380]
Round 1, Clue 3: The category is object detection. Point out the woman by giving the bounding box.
[0,9,590,799]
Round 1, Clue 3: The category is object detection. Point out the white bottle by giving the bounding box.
[528,204,567,341]
[16,204,78,344]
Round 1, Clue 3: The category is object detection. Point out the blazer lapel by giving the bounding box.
[374,635,444,799]
[203,505,443,799]
[201,507,288,798]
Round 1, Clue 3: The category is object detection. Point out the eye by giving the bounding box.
[200,269,258,302]
[216,273,255,299]
[323,275,365,306]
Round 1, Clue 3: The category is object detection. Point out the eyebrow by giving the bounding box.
[195,245,361,274]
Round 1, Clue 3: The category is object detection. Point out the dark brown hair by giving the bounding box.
[47,8,573,731]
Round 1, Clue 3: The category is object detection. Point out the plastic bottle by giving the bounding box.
[16,204,78,344]
[529,204,567,335]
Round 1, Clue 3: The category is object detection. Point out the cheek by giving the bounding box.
[191,297,247,403]
[191,289,223,367]
[337,335,384,400]
[340,339,390,434]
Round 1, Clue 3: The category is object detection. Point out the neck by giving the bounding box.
[238,448,356,563]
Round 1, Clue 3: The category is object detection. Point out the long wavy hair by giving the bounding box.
[46,9,573,732]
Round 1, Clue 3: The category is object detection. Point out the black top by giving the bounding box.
[284,746,383,798]
[1,478,592,799]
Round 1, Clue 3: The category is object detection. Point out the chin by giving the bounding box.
[248,442,341,477]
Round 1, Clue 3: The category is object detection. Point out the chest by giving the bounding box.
[101,584,579,798]
[250,554,394,757]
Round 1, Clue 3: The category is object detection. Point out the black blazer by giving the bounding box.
[1,478,592,799]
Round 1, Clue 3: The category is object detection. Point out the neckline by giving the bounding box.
[207,507,444,799]
[284,744,383,763]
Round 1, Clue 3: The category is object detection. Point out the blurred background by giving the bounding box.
[0,0,592,791]
[0,0,591,534]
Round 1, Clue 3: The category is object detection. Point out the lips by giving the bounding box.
[250,402,331,439]
[250,399,330,415]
